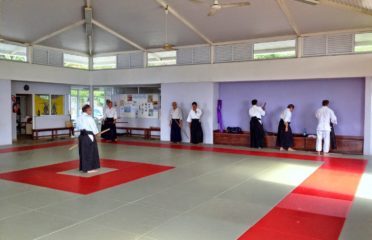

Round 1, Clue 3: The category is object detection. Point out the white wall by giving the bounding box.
[161,82,218,144]
[92,54,372,85]
[0,61,88,85]
[12,81,70,95]
[1,53,372,87]
[0,80,12,145]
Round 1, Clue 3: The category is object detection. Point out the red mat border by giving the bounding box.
[0,139,367,239]
[0,159,174,194]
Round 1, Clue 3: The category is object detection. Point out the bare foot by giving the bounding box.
[323,152,330,156]
[317,151,321,155]
[280,147,284,151]
[288,148,295,152]
[87,170,98,173]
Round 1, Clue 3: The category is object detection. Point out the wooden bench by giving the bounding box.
[117,126,160,140]
[213,130,363,155]
[32,127,75,140]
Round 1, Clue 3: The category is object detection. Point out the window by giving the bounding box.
[70,88,90,120]
[93,88,105,120]
[51,95,65,115]
[0,42,27,62]
[34,95,50,116]
[93,56,117,70]
[93,87,114,120]
[63,53,89,70]
[354,32,372,53]
[70,90,78,120]
[147,50,176,67]
[254,40,296,60]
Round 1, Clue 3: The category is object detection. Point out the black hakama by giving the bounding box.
[101,118,117,141]
[330,123,337,150]
[190,119,203,144]
[250,117,265,148]
[170,119,182,143]
[78,130,100,172]
[276,119,294,149]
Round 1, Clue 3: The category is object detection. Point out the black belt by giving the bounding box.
[80,130,94,136]
[252,117,261,120]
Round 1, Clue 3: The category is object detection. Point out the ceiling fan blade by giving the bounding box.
[220,2,250,8]
[189,0,206,3]
[208,8,219,16]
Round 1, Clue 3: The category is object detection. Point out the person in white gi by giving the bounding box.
[276,104,295,151]
[169,102,183,143]
[101,100,118,142]
[187,102,203,144]
[76,104,100,173]
[315,100,337,155]
[249,99,266,148]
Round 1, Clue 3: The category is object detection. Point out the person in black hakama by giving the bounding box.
[169,102,183,143]
[276,104,295,151]
[330,122,337,150]
[187,102,203,144]
[101,100,118,142]
[77,104,100,173]
[249,99,266,148]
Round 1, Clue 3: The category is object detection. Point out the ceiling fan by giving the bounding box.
[190,0,251,16]
[162,5,176,51]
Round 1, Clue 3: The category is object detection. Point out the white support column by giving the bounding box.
[89,84,94,110]
[89,56,93,71]
[210,45,215,64]
[27,46,33,64]
[297,36,303,58]
[364,77,372,155]
[0,80,12,145]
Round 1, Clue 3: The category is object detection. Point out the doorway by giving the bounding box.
[16,94,33,138]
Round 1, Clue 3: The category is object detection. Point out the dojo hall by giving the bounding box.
[1,0,372,239]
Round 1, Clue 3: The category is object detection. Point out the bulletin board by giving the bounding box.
[34,94,50,116]
[113,94,160,119]
[51,95,64,115]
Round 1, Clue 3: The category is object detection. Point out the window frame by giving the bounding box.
[147,50,177,67]
[253,39,297,60]
[0,42,28,63]
[93,55,117,70]
[354,32,372,54]
[63,53,89,70]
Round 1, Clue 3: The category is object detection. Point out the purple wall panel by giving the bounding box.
[219,78,365,136]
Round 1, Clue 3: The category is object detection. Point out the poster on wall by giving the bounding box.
[113,94,160,119]
[34,94,50,116]
[51,95,64,115]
